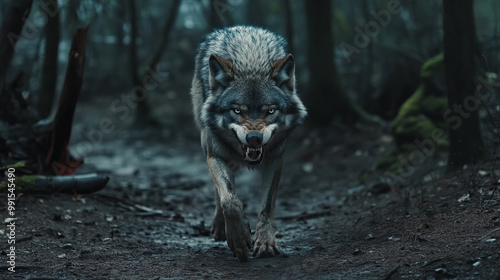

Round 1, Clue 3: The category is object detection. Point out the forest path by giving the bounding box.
[3,98,499,279]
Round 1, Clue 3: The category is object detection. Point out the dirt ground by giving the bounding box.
[1,96,500,280]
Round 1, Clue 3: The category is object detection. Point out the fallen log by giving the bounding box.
[0,25,109,194]
[0,172,109,194]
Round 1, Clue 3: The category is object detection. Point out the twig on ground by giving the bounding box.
[381,265,400,280]
[94,193,171,217]
[476,227,500,242]
[420,258,443,268]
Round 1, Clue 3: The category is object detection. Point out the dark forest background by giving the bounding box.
[1,0,499,175]
[1,2,500,278]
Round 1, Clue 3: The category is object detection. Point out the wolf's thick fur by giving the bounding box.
[190,26,306,261]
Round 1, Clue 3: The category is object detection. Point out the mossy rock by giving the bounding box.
[393,116,436,145]
[390,84,425,136]
[373,143,422,174]
[375,53,449,175]
[420,53,444,80]
[389,85,447,147]
[0,161,37,193]
[0,161,27,171]
[420,95,448,120]
[0,175,39,193]
[390,53,448,147]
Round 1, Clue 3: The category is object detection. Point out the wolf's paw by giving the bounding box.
[211,211,226,241]
[224,210,251,261]
[253,221,281,258]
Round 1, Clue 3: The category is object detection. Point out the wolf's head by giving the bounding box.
[200,49,307,165]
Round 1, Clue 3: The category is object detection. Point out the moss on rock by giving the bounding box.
[0,161,27,171]
[0,175,39,193]
[393,116,437,145]
[420,53,444,80]
[374,53,449,175]
[420,95,448,120]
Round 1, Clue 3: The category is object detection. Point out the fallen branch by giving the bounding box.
[381,265,400,280]
[476,227,500,242]
[420,258,443,268]
[94,193,172,217]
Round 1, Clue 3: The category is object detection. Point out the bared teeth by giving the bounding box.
[244,146,263,162]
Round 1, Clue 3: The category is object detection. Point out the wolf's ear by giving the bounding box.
[271,53,295,92]
[209,54,234,90]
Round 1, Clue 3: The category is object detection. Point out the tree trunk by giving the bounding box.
[0,0,33,81]
[37,0,60,119]
[305,0,369,125]
[443,0,485,171]
[44,26,89,175]
[134,0,181,125]
[361,0,374,103]
[65,0,80,37]
[283,0,293,53]
[128,0,139,87]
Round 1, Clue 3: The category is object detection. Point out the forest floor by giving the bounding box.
[2,95,500,280]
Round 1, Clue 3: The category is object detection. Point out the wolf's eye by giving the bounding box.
[268,108,275,114]
[233,108,241,114]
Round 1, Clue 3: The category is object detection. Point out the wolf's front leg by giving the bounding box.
[254,156,284,258]
[211,190,226,241]
[206,156,251,261]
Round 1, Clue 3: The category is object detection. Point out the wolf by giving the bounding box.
[190,26,307,261]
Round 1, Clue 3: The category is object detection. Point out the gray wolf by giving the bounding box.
[190,26,307,261]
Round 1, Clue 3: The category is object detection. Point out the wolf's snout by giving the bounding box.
[246,132,263,147]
